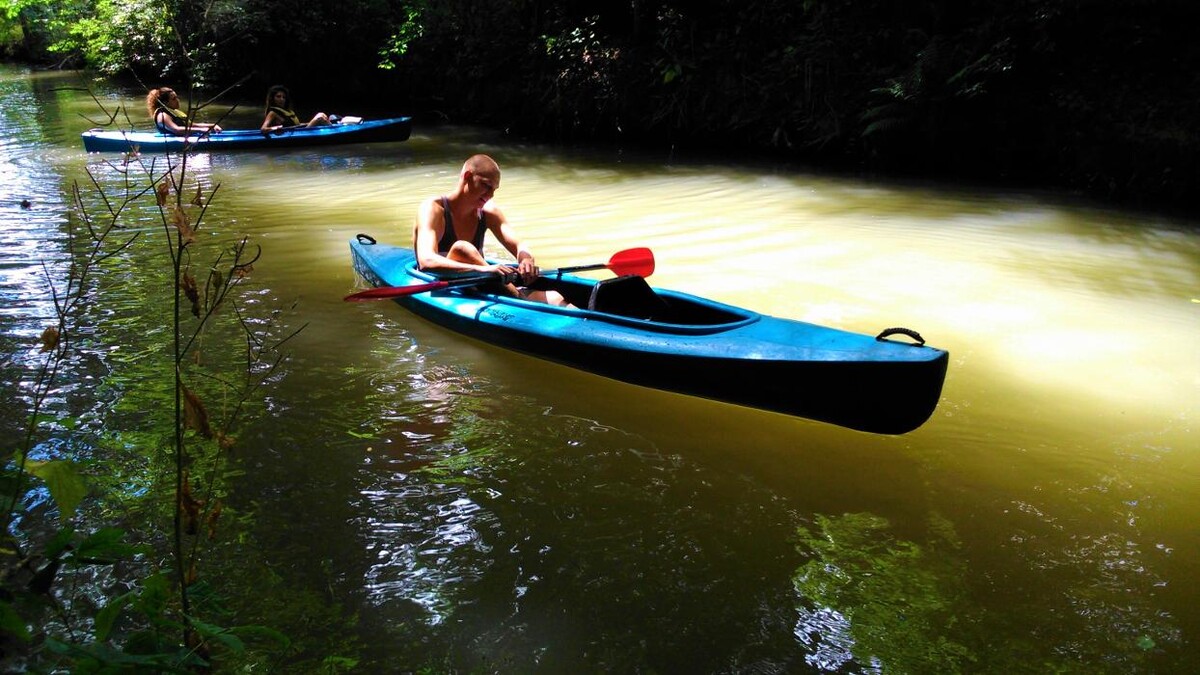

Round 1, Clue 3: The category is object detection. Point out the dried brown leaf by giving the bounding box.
[170,205,195,244]
[190,184,204,206]
[181,271,200,317]
[181,384,214,439]
[39,326,60,352]
[155,180,170,207]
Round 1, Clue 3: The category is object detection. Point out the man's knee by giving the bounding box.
[447,241,485,264]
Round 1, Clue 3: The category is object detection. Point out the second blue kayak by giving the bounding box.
[81,116,413,153]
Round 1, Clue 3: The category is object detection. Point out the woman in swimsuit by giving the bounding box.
[260,85,330,132]
[146,87,222,136]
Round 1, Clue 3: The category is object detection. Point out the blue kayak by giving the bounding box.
[349,235,949,434]
[81,116,412,153]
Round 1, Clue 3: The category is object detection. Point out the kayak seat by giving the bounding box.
[588,275,670,320]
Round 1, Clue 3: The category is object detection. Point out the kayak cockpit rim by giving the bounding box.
[404,260,763,334]
[443,286,764,335]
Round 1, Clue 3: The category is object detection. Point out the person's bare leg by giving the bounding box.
[448,243,574,306]
[446,241,487,265]
[447,241,524,297]
[524,289,574,308]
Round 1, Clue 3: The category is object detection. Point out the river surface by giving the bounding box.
[1,66,1197,672]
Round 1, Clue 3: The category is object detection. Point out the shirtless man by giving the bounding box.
[413,154,570,306]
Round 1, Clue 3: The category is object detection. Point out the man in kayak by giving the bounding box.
[413,154,572,306]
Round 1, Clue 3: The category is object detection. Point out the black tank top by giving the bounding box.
[437,196,486,253]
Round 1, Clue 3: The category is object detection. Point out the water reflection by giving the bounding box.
[209,149,369,174]
[361,484,490,626]
[791,505,1183,672]
[350,344,809,668]
[0,69,88,443]
[795,606,875,672]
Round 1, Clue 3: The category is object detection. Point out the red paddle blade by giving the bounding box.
[607,247,654,277]
[343,280,448,301]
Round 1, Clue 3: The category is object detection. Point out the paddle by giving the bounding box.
[343,247,654,302]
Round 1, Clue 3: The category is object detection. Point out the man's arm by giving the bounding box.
[486,205,537,282]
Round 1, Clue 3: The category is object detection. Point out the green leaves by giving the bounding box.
[190,617,247,653]
[94,592,135,642]
[24,457,87,521]
[378,5,427,70]
[76,526,149,564]
[0,600,31,642]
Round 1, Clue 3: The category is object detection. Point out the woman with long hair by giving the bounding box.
[145,87,222,136]
[261,85,330,131]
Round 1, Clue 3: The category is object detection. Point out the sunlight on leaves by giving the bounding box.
[26,459,88,521]
[170,205,196,244]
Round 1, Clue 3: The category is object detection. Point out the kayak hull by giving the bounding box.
[349,237,949,434]
[81,116,413,153]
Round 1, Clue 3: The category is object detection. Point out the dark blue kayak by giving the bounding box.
[349,235,949,434]
[81,116,412,153]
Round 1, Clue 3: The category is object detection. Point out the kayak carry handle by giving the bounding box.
[875,327,926,346]
[356,233,377,245]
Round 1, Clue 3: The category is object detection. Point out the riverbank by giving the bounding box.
[5,1,1197,215]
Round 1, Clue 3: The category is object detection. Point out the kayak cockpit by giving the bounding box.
[405,259,757,330]
[545,274,750,326]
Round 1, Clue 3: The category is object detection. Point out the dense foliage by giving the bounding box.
[2,0,1195,205]
[0,89,351,668]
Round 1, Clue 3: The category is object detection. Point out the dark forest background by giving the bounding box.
[4,0,1197,212]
